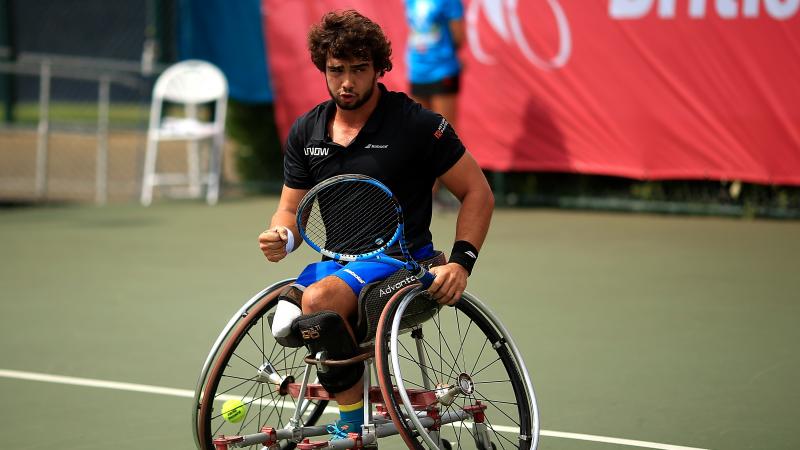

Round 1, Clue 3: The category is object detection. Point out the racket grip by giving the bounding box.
[417,270,436,289]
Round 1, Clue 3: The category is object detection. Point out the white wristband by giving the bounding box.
[284,227,296,253]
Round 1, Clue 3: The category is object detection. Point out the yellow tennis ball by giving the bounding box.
[221,399,247,423]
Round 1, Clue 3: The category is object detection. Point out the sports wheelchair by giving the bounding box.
[192,254,539,450]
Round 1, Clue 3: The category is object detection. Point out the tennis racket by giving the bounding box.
[296,174,435,289]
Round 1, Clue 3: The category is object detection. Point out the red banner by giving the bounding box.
[264,0,800,185]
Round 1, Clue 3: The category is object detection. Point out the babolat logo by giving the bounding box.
[304,147,329,156]
[379,275,418,297]
[364,143,389,149]
[301,324,321,340]
[343,269,366,285]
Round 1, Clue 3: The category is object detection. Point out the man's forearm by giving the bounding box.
[270,210,299,236]
[454,186,494,250]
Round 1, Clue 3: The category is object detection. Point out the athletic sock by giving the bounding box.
[329,400,365,438]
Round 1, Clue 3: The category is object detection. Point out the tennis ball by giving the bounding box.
[221,399,247,423]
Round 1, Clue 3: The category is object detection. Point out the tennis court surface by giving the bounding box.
[1,198,798,450]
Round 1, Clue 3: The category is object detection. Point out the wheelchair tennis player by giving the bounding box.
[257,9,493,440]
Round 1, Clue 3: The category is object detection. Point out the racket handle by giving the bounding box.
[417,270,436,289]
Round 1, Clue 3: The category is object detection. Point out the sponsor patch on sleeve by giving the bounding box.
[433,117,449,139]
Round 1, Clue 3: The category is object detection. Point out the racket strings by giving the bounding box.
[328,184,397,252]
[300,181,400,256]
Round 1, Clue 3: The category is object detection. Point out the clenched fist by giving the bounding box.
[259,226,290,262]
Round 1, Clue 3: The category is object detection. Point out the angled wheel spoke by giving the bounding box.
[217,374,260,397]
[471,355,504,379]
[231,351,263,372]
[472,389,521,427]
[396,351,454,380]
[473,379,513,386]
[420,338,462,379]
[471,337,491,375]
[244,329,268,361]
[432,313,466,374]
[484,413,519,449]
[398,338,455,381]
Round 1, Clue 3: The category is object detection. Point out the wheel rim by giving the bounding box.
[197,289,328,449]
[378,289,535,450]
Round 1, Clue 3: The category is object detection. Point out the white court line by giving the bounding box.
[0,369,709,450]
[538,430,707,450]
[0,368,196,398]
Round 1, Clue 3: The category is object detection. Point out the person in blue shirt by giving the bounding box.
[405,0,465,204]
[405,0,465,130]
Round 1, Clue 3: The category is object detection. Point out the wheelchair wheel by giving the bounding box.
[375,286,539,450]
[193,279,329,450]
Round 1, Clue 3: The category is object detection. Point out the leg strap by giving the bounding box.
[293,311,364,393]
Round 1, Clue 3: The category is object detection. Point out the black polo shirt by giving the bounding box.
[284,83,466,252]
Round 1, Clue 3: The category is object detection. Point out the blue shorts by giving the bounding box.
[294,244,435,296]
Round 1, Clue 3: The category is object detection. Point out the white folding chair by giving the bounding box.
[141,60,228,206]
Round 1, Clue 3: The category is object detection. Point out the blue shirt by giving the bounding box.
[405,0,464,84]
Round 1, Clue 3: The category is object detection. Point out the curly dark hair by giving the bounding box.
[308,10,393,75]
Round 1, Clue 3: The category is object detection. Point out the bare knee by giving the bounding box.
[302,277,356,318]
[301,283,330,314]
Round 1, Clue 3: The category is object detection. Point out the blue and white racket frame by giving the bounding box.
[295,174,435,288]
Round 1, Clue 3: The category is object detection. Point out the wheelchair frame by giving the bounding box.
[192,279,539,450]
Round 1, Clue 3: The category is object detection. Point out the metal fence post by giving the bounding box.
[492,171,507,206]
[96,74,110,205]
[35,59,51,200]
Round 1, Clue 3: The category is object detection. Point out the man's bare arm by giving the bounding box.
[428,152,494,304]
[440,152,494,251]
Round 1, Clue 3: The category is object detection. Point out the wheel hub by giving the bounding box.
[457,373,475,395]
[256,361,286,385]
[436,373,475,405]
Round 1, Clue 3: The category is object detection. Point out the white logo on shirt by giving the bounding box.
[364,144,389,149]
[304,147,329,156]
[434,117,448,139]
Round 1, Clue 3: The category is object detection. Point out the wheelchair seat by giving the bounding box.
[353,251,446,344]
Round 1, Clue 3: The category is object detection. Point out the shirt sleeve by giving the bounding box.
[418,111,466,178]
[283,119,313,189]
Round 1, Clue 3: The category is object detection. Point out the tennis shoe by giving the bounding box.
[326,419,361,440]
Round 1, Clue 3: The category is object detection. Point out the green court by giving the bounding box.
[1,198,798,450]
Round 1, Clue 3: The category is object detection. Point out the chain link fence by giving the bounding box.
[2,1,798,218]
[0,0,239,205]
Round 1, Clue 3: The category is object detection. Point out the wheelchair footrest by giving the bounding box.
[283,382,398,404]
[286,383,437,409]
[298,433,371,450]
[297,439,332,450]
[381,386,438,409]
[287,383,336,400]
